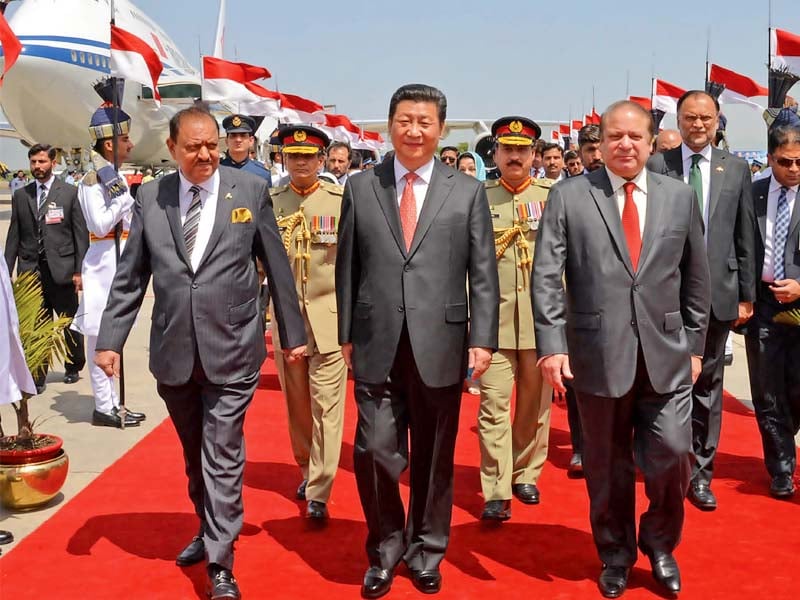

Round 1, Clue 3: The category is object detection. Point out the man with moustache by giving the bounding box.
[647,90,756,511]
[564,150,583,177]
[579,124,604,173]
[270,125,347,521]
[326,141,353,185]
[478,117,553,521]
[94,105,306,600]
[4,144,88,392]
[534,100,710,597]
[336,83,499,597]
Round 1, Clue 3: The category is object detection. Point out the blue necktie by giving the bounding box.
[773,186,790,281]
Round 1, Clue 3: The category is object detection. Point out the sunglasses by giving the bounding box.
[774,157,800,168]
[441,156,457,163]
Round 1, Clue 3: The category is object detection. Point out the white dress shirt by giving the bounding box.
[680,142,712,227]
[394,157,434,220]
[606,167,648,238]
[178,169,220,271]
[37,175,55,207]
[762,178,798,283]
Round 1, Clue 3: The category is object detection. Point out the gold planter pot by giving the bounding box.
[0,449,69,510]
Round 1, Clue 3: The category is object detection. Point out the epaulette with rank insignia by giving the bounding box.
[484,179,500,189]
[318,180,344,195]
[532,178,553,189]
[270,184,290,195]
[80,171,98,186]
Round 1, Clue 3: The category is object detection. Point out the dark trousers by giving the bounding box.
[564,381,583,454]
[744,296,800,479]
[576,348,692,567]
[36,261,84,383]
[690,315,731,483]
[353,326,462,572]
[157,356,259,571]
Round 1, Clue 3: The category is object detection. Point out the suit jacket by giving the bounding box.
[647,146,756,321]
[532,168,711,397]
[5,179,88,285]
[96,167,307,386]
[741,177,800,335]
[336,159,500,388]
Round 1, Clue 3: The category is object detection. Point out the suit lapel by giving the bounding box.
[372,161,407,256]
[197,170,233,269]
[664,147,684,179]
[638,173,664,271]
[407,161,454,257]
[708,148,725,221]
[26,182,41,221]
[162,174,193,270]
[588,169,635,276]
[789,183,800,242]
[754,179,769,247]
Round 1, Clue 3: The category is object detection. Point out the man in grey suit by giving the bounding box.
[336,83,499,598]
[533,100,710,598]
[647,90,756,511]
[95,106,306,600]
[5,144,88,391]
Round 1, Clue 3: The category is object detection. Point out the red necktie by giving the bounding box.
[621,181,641,271]
[400,172,418,250]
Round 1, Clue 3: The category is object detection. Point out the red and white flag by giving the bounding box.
[275,91,325,124]
[359,130,385,152]
[110,25,163,103]
[770,28,800,76]
[709,63,768,112]
[318,113,362,147]
[559,123,570,135]
[0,11,21,86]
[202,56,277,113]
[571,119,583,131]
[629,96,652,110]
[652,79,686,114]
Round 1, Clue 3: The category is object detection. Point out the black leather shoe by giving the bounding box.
[0,530,13,545]
[598,565,630,598]
[296,479,308,500]
[649,552,681,593]
[512,483,540,504]
[92,409,141,428]
[411,569,442,594]
[481,499,511,521]
[113,406,146,422]
[687,480,717,511]
[568,453,584,477]
[307,500,328,520]
[207,565,240,600]
[770,474,796,499]
[361,566,393,599]
[63,371,80,384]
[176,535,205,566]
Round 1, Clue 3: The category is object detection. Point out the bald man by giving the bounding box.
[655,129,682,153]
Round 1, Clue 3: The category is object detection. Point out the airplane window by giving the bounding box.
[79,52,86,64]
[142,83,202,99]
[88,55,94,65]
[71,51,77,62]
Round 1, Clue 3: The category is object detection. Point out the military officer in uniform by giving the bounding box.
[479,117,554,521]
[269,125,347,520]
[220,114,272,184]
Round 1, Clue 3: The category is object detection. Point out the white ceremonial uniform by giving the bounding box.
[1,260,36,405]
[72,172,134,413]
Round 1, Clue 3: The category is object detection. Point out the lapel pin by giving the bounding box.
[715,166,724,172]
[225,192,233,200]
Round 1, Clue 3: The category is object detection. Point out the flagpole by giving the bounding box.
[110,0,127,427]
[705,26,711,87]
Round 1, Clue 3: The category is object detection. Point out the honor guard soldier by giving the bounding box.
[269,125,347,520]
[72,83,146,428]
[479,116,554,521]
[221,114,272,184]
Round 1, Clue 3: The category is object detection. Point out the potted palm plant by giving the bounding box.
[0,271,72,509]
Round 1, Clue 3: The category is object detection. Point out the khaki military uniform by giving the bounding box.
[479,178,554,501]
[270,180,347,503]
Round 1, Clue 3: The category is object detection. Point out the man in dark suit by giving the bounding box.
[5,144,88,391]
[533,100,710,598]
[647,90,756,511]
[336,83,499,598]
[741,118,800,499]
[94,106,306,600]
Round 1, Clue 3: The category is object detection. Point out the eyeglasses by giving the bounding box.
[774,157,800,168]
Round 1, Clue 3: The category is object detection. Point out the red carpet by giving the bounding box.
[1,347,799,599]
